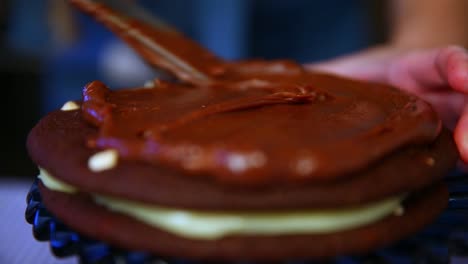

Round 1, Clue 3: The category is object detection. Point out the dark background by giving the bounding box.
[1,0,41,177]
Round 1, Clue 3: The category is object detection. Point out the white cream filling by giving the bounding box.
[38,168,404,239]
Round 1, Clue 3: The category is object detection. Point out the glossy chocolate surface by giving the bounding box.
[82,64,441,184]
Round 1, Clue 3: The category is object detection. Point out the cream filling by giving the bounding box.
[38,168,404,239]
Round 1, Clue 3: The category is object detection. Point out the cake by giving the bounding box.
[26,0,459,261]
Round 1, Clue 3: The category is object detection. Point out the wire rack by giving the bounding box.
[25,170,468,264]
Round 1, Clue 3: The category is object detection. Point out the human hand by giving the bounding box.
[307,45,468,163]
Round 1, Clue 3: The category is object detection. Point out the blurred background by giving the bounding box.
[0,0,387,178]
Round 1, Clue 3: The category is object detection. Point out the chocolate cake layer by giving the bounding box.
[39,182,448,261]
[27,108,457,210]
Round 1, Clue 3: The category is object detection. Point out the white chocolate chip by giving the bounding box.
[393,206,404,216]
[60,101,80,111]
[88,149,119,172]
[144,80,155,88]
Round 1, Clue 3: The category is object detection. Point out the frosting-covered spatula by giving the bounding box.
[70,0,226,85]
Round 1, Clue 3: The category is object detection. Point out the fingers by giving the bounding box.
[435,45,468,94]
[454,105,468,163]
[385,46,468,93]
[387,48,443,91]
[438,46,468,162]
[306,46,396,82]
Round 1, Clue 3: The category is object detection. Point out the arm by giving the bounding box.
[391,0,468,48]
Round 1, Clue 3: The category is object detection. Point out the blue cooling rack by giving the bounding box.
[25,171,468,264]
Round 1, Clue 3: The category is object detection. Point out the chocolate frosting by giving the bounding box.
[81,65,441,185]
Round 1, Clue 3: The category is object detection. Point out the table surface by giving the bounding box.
[0,178,78,264]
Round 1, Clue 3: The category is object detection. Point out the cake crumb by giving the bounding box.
[60,101,80,111]
[88,149,119,172]
[424,157,435,166]
[393,206,404,216]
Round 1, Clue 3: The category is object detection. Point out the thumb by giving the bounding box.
[454,105,468,163]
